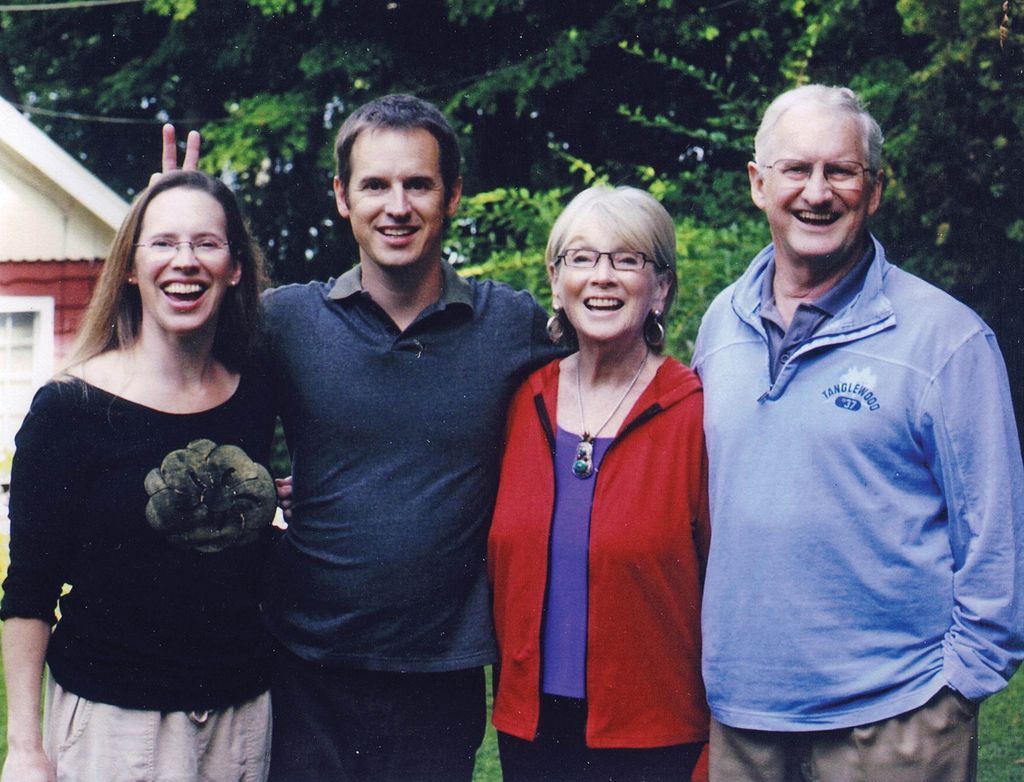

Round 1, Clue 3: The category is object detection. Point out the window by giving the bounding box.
[0,297,54,479]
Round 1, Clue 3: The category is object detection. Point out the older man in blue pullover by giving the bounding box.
[693,84,1024,781]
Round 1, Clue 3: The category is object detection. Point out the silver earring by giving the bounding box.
[546,311,564,343]
[644,310,665,349]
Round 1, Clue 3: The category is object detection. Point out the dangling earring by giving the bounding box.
[644,310,665,349]
[546,311,564,344]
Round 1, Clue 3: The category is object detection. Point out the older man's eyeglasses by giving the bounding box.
[135,238,231,261]
[762,159,871,191]
[556,249,664,272]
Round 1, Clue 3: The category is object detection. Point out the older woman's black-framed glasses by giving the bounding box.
[556,249,665,272]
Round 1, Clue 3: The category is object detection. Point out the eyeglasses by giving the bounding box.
[556,249,665,272]
[135,238,231,261]
[762,159,872,191]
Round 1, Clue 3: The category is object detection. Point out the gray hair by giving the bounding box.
[545,186,677,352]
[754,85,884,172]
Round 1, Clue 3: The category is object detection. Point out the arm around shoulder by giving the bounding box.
[524,291,567,366]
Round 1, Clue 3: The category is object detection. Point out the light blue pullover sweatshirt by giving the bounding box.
[693,236,1024,731]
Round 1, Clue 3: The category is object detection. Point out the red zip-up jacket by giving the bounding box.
[488,356,710,749]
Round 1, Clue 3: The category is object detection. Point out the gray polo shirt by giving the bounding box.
[760,246,874,382]
[262,261,563,672]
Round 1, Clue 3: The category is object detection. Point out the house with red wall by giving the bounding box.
[0,96,129,474]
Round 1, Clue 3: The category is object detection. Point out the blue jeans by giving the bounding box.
[268,645,485,782]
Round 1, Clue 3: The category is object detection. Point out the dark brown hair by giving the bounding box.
[334,94,461,205]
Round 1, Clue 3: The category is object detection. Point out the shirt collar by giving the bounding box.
[327,264,364,301]
[328,259,475,312]
[759,243,876,318]
[813,244,875,316]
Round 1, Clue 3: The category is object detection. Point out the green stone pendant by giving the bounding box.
[573,437,594,479]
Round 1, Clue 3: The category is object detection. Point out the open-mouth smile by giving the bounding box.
[584,297,624,311]
[794,210,840,226]
[161,281,208,303]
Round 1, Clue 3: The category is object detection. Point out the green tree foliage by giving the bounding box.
[1,0,1021,378]
[791,0,1024,420]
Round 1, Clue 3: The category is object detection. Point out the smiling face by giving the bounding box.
[132,187,241,344]
[550,212,670,353]
[749,101,882,275]
[334,127,462,285]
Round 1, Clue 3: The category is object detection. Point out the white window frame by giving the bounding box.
[0,296,55,465]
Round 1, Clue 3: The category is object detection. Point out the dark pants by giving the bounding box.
[498,694,704,782]
[268,645,486,782]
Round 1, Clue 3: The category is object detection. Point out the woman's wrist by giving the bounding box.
[6,727,45,752]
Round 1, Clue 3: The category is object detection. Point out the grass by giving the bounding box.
[473,671,502,781]
[0,534,1021,779]
[979,672,1024,781]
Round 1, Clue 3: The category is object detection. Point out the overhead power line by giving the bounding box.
[10,101,221,126]
[0,0,141,11]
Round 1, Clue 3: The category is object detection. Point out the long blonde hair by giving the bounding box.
[68,170,269,372]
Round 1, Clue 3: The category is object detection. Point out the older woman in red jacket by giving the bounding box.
[488,185,710,781]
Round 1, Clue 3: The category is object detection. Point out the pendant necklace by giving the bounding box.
[573,348,649,479]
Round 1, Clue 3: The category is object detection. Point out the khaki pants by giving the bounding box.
[43,677,272,782]
[710,687,977,782]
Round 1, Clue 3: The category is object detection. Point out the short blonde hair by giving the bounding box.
[545,186,676,351]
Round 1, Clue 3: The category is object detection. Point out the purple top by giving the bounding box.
[541,426,613,698]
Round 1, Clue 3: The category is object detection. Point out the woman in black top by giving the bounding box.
[1,168,277,781]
